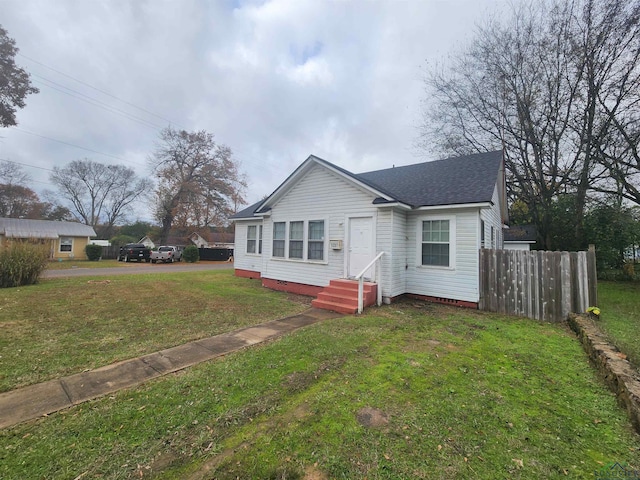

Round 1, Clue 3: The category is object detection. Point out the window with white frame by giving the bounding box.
[246,225,263,254]
[420,218,453,267]
[273,222,285,257]
[271,220,325,262]
[289,221,304,259]
[480,220,485,249]
[247,225,257,254]
[308,220,325,260]
[59,237,73,252]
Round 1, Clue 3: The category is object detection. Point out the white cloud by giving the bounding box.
[0,0,516,220]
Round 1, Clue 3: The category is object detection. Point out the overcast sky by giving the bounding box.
[1,0,511,223]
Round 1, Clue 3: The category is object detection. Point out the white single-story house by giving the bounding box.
[231,151,508,313]
[0,217,97,260]
[503,225,537,251]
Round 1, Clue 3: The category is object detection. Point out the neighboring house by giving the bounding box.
[189,232,210,248]
[188,231,235,249]
[139,236,156,249]
[503,225,537,251]
[0,217,96,260]
[89,239,111,247]
[231,151,508,310]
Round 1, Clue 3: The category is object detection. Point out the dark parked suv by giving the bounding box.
[117,243,151,262]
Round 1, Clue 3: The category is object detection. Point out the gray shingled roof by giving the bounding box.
[230,200,264,220]
[231,151,503,219]
[0,218,96,238]
[356,151,503,208]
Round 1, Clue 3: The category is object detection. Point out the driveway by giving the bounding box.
[42,261,234,278]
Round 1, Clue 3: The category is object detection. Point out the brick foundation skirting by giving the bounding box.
[568,313,640,434]
[261,278,323,297]
[234,269,262,279]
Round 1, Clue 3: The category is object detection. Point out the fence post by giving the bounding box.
[587,245,598,307]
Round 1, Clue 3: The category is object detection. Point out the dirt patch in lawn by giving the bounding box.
[356,407,390,428]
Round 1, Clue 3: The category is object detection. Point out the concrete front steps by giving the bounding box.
[311,279,378,314]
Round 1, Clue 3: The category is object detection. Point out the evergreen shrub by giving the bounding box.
[182,245,200,263]
[85,243,103,261]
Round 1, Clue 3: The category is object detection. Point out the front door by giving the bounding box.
[348,216,374,278]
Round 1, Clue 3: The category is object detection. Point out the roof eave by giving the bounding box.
[373,201,412,210]
[260,155,395,211]
[414,202,493,212]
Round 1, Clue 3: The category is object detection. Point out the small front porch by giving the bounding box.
[311,279,378,315]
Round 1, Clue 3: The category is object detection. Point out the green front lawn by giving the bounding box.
[0,270,309,392]
[1,297,638,479]
[597,281,640,368]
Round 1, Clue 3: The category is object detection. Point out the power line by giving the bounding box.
[0,157,57,188]
[10,128,147,167]
[32,75,164,130]
[19,53,186,129]
[0,157,54,172]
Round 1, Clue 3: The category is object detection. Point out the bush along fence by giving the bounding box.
[479,247,597,322]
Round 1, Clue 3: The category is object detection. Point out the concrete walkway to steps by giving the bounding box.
[0,308,343,430]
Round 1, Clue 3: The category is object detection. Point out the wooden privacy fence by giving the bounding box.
[479,248,597,322]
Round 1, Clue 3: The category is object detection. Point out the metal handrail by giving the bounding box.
[354,251,384,314]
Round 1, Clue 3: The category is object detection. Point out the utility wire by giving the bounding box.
[19,53,186,129]
[32,75,164,130]
[0,157,54,172]
[10,128,147,168]
[0,157,57,188]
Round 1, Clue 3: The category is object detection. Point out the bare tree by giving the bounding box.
[0,160,31,185]
[419,0,640,249]
[0,161,72,219]
[0,160,37,218]
[149,127,246,243]
[50,159,152,236]
[0,25,39,127]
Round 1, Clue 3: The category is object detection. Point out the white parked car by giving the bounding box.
[150,246,183,263]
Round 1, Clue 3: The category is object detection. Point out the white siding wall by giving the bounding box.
[375,207,407,299]
[233,220,264,273]
[406,208,481,303]
[262,165,379,287]
[480,185,504,249]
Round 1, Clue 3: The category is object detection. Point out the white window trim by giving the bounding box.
[270,218,328,264]
[272,221,286,258]
[246,223,263,256]
[59,236,73,253]
[416,215,456,270]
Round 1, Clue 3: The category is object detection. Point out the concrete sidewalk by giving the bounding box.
[0,308,342,429]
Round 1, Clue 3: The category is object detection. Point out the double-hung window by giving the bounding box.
[421,219,451,267]
[288,221,304,259]
[247,225,263,255]
[272,220,325,262]
[59,237,73,253]
[273,222,286,257]
[307,220,324,261]
[247,226,257,254]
